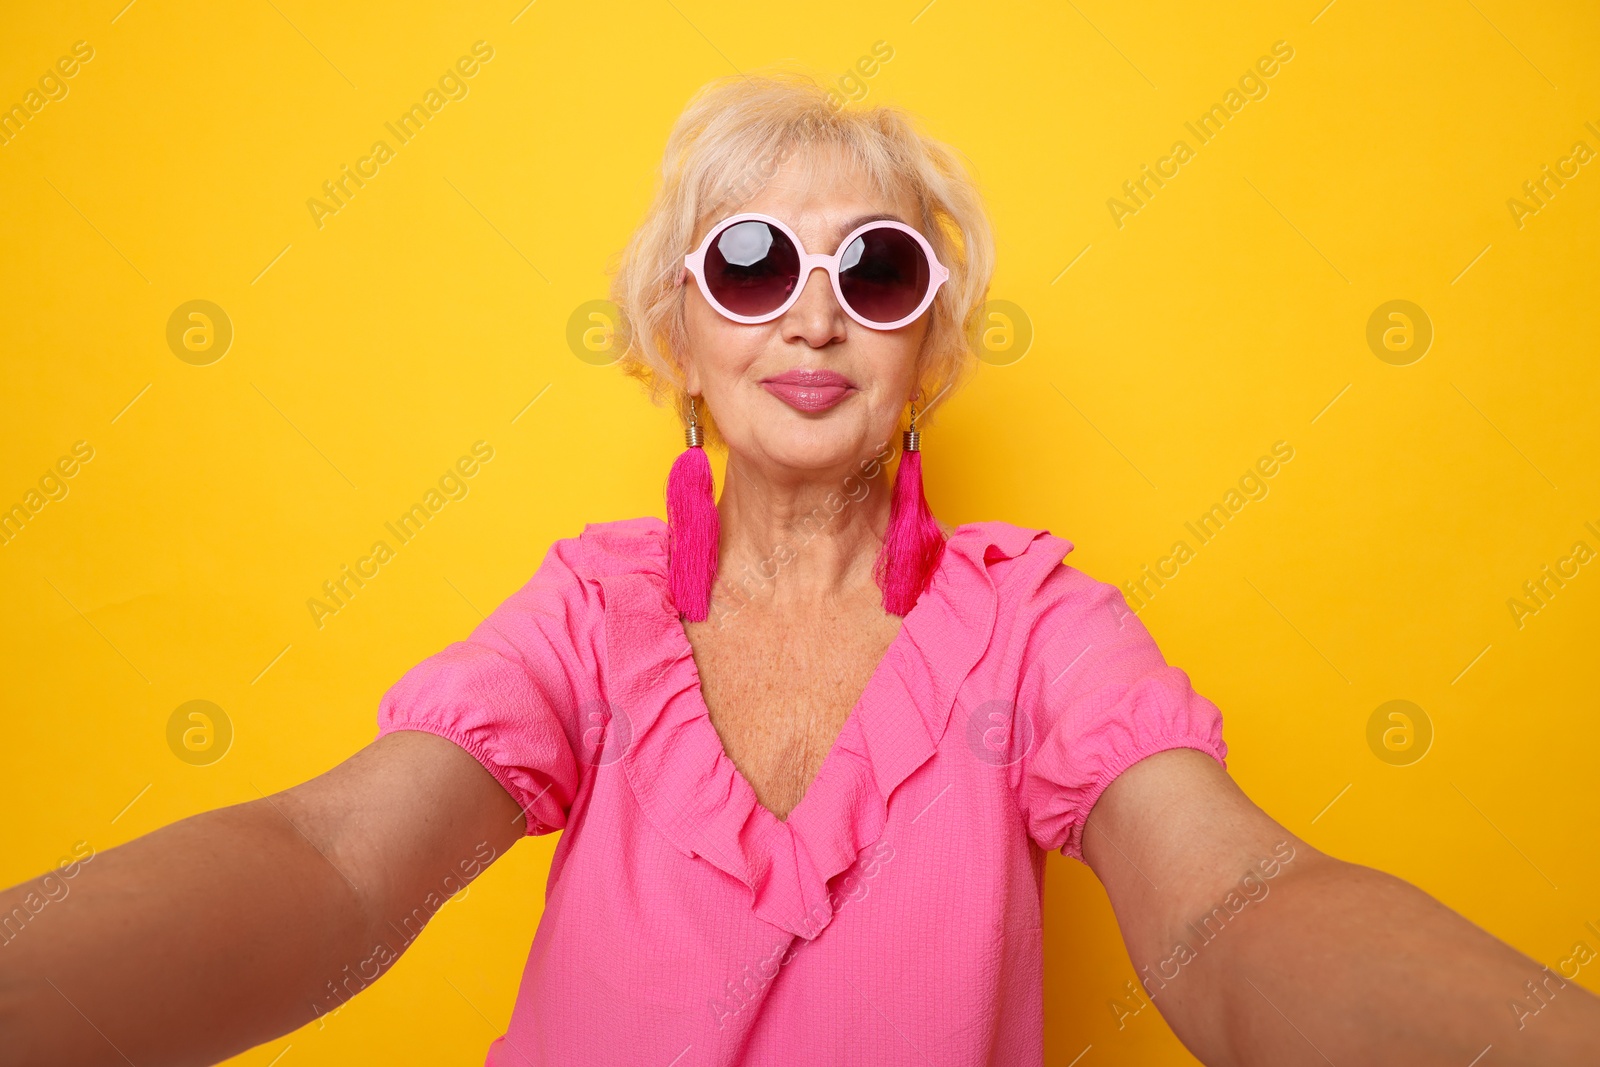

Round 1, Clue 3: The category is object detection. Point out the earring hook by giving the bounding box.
[685,394,704,448]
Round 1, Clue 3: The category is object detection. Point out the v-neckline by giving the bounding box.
[672,601,916,826]
[592,515,1054,939]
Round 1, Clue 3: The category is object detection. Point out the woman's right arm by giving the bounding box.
[0,728,526,1067]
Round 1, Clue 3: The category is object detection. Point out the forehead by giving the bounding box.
[712,143,920,249]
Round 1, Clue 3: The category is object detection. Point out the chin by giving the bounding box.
[756,428,870,471]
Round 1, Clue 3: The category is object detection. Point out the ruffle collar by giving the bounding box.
[579,515,1055,940]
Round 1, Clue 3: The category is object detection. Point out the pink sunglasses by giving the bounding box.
[679,212,951,330]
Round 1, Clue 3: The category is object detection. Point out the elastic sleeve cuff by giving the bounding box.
[1015,572,1230,861]
[375,719,559,837]
[1055,733,1228,862]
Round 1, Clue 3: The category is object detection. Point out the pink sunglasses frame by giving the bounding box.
[679,211,951,330]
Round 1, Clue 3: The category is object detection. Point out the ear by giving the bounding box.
[677,266,688,286]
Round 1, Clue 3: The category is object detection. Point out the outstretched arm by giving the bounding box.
[1082,747,1599,1065]
[0,729,524,1067]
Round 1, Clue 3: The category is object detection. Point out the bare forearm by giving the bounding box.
[1146,854,1599,1065]
[0,799,375,1066]
[0,732,521,1066]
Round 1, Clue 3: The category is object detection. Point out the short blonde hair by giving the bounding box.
[606,67,996,451]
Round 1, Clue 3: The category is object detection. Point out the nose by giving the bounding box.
[781,264,848,348]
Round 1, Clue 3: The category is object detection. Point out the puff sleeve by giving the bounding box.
[375,535,603,837]
[1015,561,1227,862]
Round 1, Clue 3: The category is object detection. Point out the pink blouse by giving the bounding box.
[375,516,1227,1066]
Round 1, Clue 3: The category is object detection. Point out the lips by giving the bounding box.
[760,368,857,413]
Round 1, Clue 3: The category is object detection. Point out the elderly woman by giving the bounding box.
[2,73,1594,1067]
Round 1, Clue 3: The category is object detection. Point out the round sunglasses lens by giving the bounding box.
[838,227,931,324]
[704,220,800,317]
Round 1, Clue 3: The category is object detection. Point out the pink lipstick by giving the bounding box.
[760,368,857,413]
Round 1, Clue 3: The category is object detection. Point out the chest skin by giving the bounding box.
[682,596,903,821]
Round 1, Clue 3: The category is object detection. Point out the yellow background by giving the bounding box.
[3,0,1598,1063]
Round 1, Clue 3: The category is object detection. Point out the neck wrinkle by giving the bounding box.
[712,448,897,608]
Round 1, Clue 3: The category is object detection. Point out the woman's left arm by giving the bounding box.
[1081,747,1600,1066]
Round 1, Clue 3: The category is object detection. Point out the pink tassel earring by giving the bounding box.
[666,393,720,622]
[874,391,946,616]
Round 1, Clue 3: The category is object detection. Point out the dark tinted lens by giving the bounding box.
[704,220,800,317]
[838,226,931,324]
